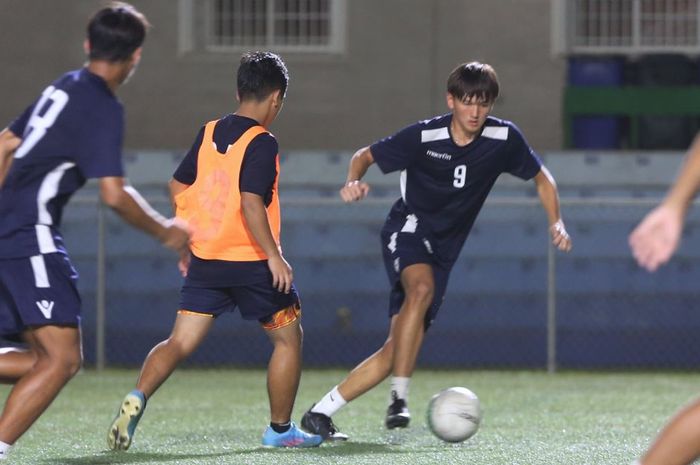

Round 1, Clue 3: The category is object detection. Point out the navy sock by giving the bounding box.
[270,421,291,433]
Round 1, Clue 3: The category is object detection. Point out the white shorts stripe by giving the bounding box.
[401,214,418,233]
[29,255,50,288]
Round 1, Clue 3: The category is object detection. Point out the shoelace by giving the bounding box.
[327,418,340,434]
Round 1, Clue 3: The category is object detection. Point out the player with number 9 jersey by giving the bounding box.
[301,61,573,442]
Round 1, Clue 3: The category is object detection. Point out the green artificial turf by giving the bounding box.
[4,369,698,464]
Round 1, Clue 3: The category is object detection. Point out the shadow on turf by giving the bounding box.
[41,442,409,464]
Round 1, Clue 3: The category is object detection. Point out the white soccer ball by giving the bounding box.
[427,386,481,443]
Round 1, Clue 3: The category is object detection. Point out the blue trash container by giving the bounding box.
[568,57,624,149]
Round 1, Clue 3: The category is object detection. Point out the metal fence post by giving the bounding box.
[96,201,106,371]
[547,241,557,374]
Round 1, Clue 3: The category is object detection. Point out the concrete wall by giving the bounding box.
[0,0,564,151]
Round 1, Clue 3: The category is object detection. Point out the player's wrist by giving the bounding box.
[155,218,174,242]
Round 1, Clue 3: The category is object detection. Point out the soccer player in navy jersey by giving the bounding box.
[0,3,189,459]
[629,134,700,465]
[301,62,572,440]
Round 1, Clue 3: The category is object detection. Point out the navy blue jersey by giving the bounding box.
[0,68,124,259]
[173,114,278,206]
[370,114,542,264]
[174,114,279,285]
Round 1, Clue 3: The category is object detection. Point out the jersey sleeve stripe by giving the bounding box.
[482,126,509,140]
[421,127,450,143]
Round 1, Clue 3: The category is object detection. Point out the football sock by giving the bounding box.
[390,376,410,401]
[0,441,12,460]
[132,388,148,403]
[311,385,347,417]
[270,421,291,433]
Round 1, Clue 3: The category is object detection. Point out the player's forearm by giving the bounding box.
[0,128,21,187]
[534,167,562,225]
[102,183,169,240]
[664,134,700,214]
[0,153,12,187]
[241,193,281,258]
[346,146,374,183]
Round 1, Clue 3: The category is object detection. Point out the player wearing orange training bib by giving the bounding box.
[107,51,322,451]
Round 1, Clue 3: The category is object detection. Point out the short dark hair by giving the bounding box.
[447,62,500,103]
[237,51,289,102]
[87,2,150,62]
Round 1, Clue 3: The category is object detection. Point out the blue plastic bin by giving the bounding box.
[568,57,623,149]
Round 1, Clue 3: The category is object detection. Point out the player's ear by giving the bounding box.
[130,47,143,65]
[271,90,283,108]
[446,92,455,111]
[83,39,90,56]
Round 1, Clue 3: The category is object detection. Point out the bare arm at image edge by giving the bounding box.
[629,134,700,272]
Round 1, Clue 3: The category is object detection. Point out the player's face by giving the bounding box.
[447,94,493,137]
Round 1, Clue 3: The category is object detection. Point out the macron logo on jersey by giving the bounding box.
[426,150,452,161]
[36,300,54,319]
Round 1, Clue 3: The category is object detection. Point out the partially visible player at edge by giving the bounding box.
[0,3,189,460]
[629,134,700,465]
[107,51,322,450]
[301,61,573,440]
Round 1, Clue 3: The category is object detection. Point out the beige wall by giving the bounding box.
[0,0,564,151]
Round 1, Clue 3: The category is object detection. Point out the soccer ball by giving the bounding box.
[427,386,481,443]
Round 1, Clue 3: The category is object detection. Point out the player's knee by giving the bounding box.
[405,281,434,305]
[42,348,82,379]
[296,324,304,346]
[166,335,198,359]
[65,351,83,377]
[272,323,303,350]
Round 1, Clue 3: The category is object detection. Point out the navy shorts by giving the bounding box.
[180,275,301,324]
[0,253,81,339]
[380,215,451,330]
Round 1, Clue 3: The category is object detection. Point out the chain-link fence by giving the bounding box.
[60,194,700,370]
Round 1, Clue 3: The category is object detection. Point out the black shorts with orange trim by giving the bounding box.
[179,279,300,324]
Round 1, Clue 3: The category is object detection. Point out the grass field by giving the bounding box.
[3,368,699,464]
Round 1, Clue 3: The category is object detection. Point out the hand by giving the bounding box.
[160,217,190,255]
[629,203,684,272]
[339,180,370,202]
[549,219,572,252]
[268,254,293,294]
[178,250,191,277]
